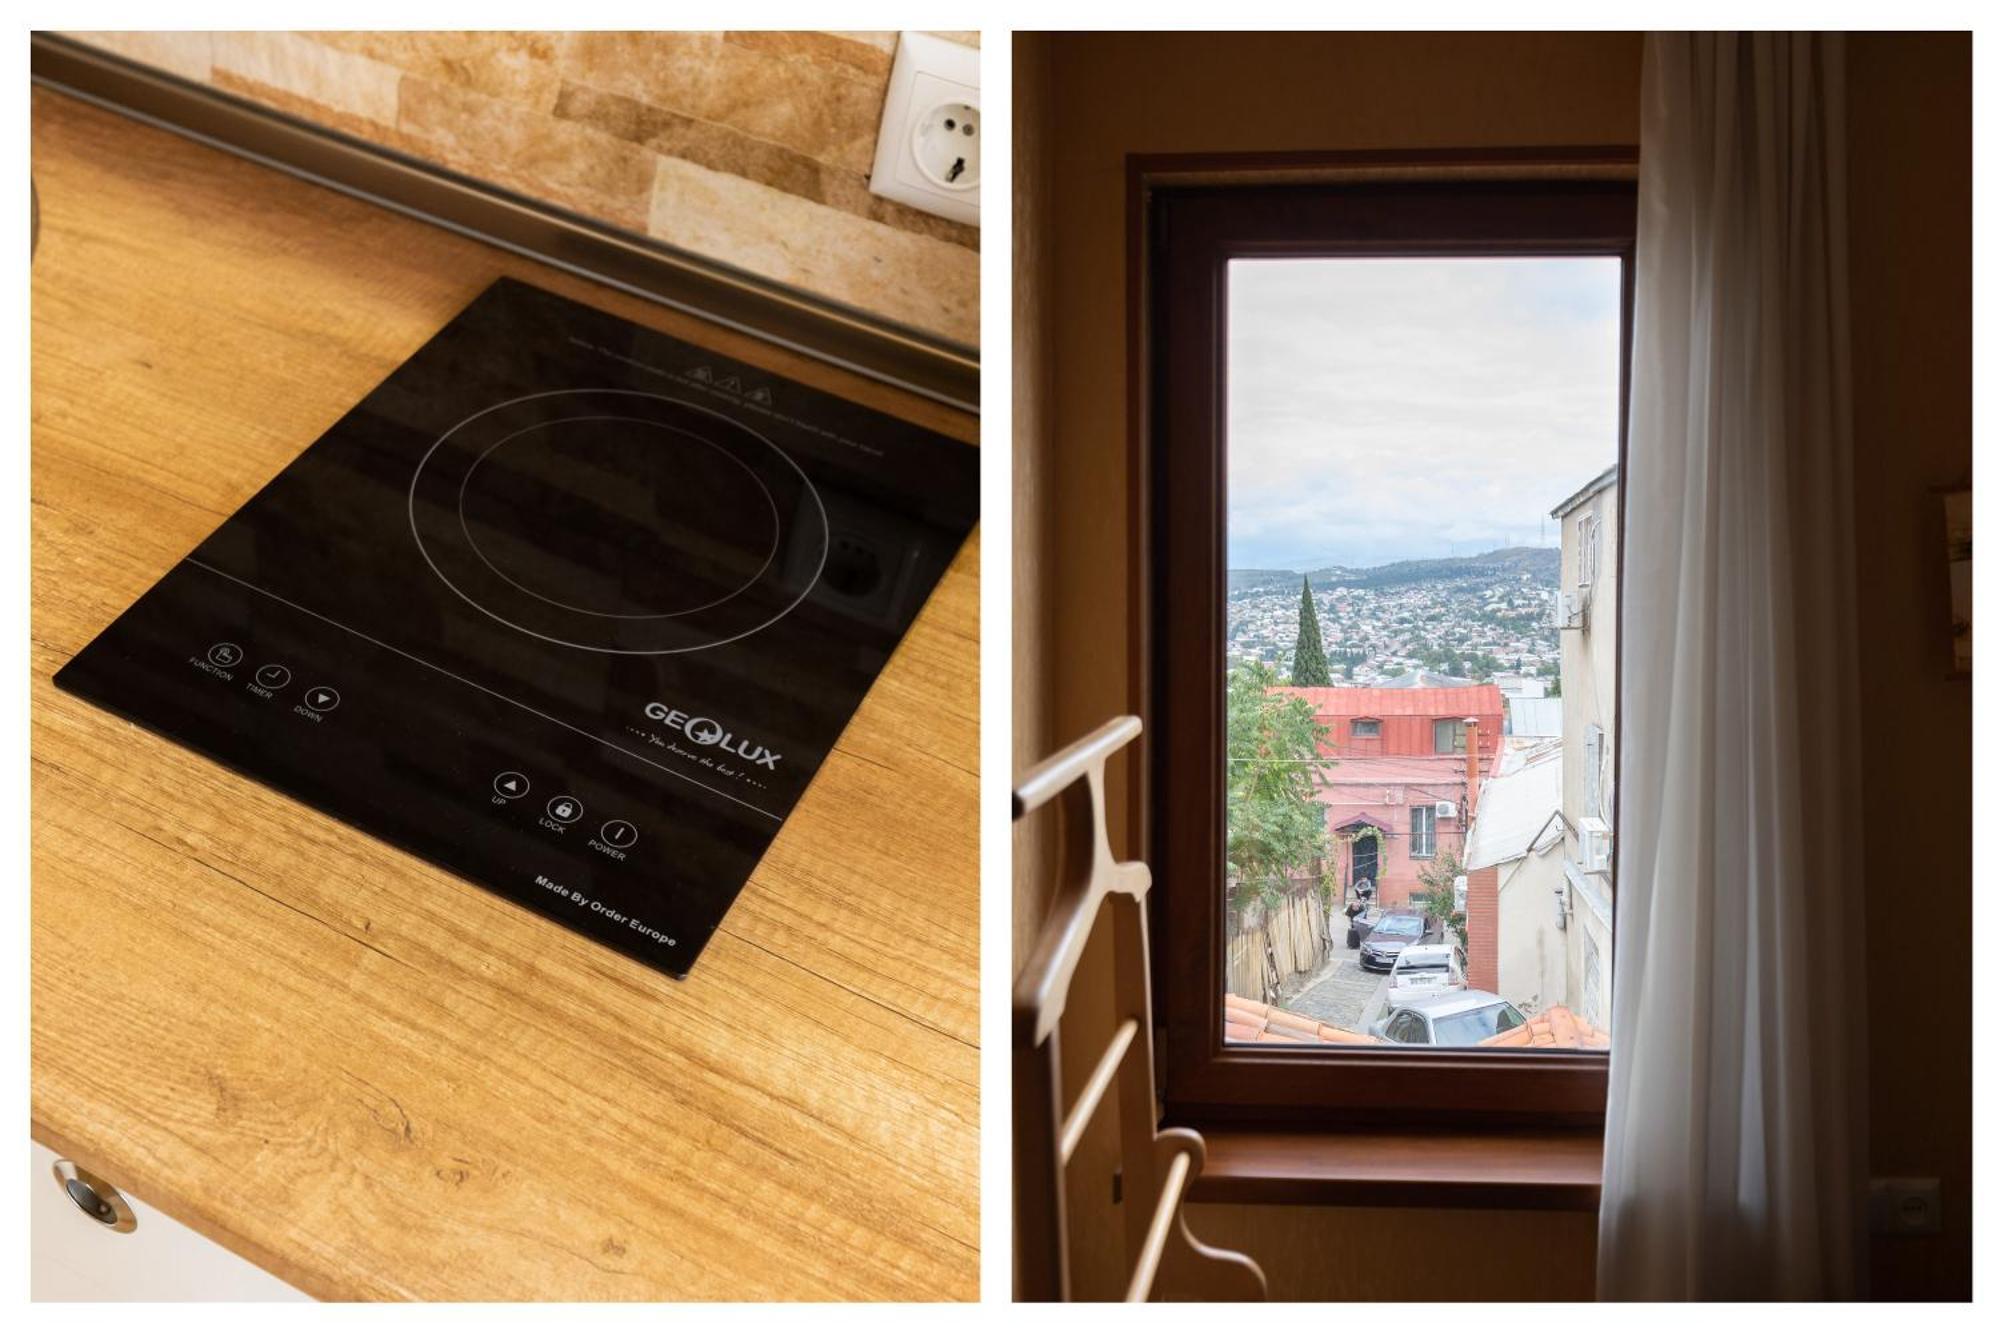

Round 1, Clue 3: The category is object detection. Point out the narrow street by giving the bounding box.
[1277,919,1391,1033]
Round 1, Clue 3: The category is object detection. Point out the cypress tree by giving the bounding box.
[1290,576,1332,686]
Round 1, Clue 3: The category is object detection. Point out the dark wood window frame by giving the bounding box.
[1137,152,1635,1128]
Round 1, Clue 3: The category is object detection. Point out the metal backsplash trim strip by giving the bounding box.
[30,32,980,415]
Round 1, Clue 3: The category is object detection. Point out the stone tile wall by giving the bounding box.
[66,30,980,345]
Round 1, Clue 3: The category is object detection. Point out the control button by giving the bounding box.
[599,819,638,849]
[254,663,292,690]
[207,642,243,668]
[546,795,583,825]
[302,686,341,712]
[493,771,530,800]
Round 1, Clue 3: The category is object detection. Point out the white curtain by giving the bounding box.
[1600,33,1868,1300]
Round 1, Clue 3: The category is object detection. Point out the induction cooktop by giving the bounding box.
[54,277,979,977]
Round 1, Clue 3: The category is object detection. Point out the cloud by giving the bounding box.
[1227,257,1621,569]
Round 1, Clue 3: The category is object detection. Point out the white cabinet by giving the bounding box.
[31,1140,311,1301]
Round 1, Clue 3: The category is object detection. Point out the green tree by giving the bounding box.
[1289,577,1332,686]
[1226,662,1333,911]
[1415,847,1470,955]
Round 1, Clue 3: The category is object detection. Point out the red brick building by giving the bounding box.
[1277,686,1505,908]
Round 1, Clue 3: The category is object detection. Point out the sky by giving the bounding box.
[1227,256,1622,571]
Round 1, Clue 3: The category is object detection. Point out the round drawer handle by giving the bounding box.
[51,1159,137,1233]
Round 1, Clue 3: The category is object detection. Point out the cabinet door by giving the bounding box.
[31,1140,311,1301]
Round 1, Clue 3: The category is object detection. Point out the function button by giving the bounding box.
[302,686,341,712]
[207,642,244,668]
[254,663,292,690]
[493,771,530,800]
[599,820,638,850]
[546,795,583,825]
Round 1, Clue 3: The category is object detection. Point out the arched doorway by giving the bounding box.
[1350,829,1380,893]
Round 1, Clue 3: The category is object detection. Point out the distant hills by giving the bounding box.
[1229,545,1560,593]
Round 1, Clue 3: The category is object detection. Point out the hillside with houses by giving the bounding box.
[1226,547,1561,685]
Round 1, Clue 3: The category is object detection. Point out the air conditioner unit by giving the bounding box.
[1554,590,1588,631]
[1434,799,1458,820]
[1579,816,1613,875]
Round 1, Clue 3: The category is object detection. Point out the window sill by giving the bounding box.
[1187,1125,1602,1212]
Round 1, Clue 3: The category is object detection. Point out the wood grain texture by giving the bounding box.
[1190,1127,1603,1211]
[1182,1201,1598,1301]
[30,88,978,1301]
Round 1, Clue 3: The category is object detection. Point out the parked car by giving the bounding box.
[1385,943,1467,1008]
[1370,990,1528,1046]
[1357,911,1436,971]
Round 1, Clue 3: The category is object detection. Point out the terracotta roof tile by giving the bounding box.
[1478,1005,1610,1050]
[1225,996,1607,1049]
[1224,994,1379,1045]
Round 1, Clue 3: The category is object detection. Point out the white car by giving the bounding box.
[1385,943,1467,1008]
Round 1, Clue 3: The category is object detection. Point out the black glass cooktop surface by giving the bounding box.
[54,278,978,977]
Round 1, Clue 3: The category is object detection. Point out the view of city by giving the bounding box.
[1221,255,1621,1052]
[1226,547,1561,684]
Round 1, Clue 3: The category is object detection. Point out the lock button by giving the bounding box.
[546,795,583,825]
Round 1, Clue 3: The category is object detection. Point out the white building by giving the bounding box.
[1506,695,1564,738]
[1551,465,1618,1030]
[1463,737,1567,1014]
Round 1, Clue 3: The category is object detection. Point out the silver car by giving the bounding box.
[1369,989,1527,1047]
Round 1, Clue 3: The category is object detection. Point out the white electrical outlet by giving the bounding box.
[868,33,980,227]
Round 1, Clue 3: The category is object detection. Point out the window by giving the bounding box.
[1432,1000,1528,1047]
[1410,804,1437,858]
[1385,1011,1428,1044]
[1147,165,1632,1118]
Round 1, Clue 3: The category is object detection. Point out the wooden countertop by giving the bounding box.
[30,88,978,1301]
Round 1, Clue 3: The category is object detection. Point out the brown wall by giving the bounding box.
[1846,30,1972,1302]
[67,31,980,344]
[1185,1202,1598,1301]
[1015,29,1971,1302]
[1012,33,1059,972]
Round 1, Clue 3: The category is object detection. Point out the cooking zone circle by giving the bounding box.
[409,389,828,653]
